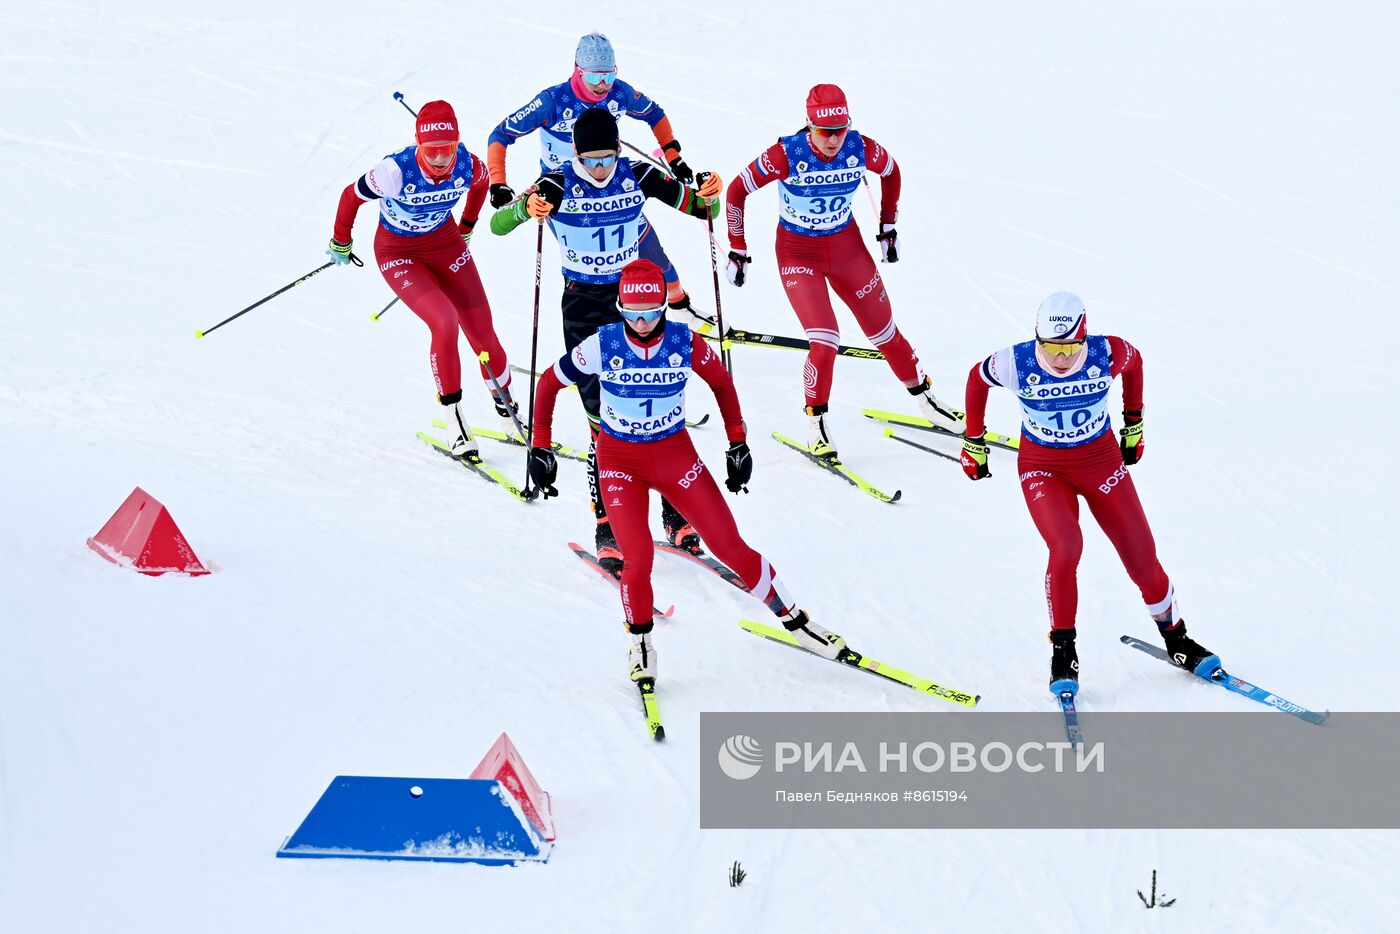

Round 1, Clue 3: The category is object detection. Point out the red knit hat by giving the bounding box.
[618,260,667,307]
[416,100,459,145]
[806,84,850,128]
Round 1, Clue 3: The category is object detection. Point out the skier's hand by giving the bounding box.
[725,250,750,287]
[327,239,354,266]
[668,156,694,185]
[725,441,753,493]
[1120,409,1145,465]
[489,183,515,209]
[961,434,990,481]
[527,192,553,220]
[527,447,559,498]
[460,219,475,247]
[875,224,899,263]
[696,171,723,200]
[660,140,693,184]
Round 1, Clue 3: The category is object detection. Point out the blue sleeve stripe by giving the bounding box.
[980,357,1001,386]
[355,176,378,200]
[556,355,583,386]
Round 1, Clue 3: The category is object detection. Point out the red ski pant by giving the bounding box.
[375,224,510,401]
[1019,432,1175,631]
[775,223,923,409]
[598,430,795,627]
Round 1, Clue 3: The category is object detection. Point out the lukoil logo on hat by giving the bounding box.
[718,735,764,781]
[806,84,851,127]
[415,100,459,145]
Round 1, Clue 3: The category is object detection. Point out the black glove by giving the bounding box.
[489,183,516,209]
[667,155,694,184]
[725,250,751,287]
[725,441,752,493]
[875,224,899,263]
[662,140,693,184]
[527,447,558,499]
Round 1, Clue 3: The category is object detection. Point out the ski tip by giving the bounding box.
[659,604,676,618]
[652,725,666,742]
[885,489,903,504]
[1118,634,1136,644]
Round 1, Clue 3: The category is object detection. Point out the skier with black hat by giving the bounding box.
[491,107,723,571]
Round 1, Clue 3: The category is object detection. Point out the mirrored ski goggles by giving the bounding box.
[616,302,667,323]
[809,124,851,139]
[582,70,617,86]
[579,153,618,168]
[1038,339,1086,357]
[418,142,457,158]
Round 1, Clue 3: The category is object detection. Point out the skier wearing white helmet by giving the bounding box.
[960,292,1219,699]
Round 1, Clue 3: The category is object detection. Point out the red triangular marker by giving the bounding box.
[470,732,554,840]
[87,487,209,576]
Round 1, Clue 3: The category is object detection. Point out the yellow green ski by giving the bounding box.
[637,678,665,741]
[861,408,1020,451]
[771,432,901,504]
[417,429,530,501]
[738,619,979,708]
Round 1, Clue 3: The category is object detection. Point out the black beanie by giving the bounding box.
[572,107,619,154]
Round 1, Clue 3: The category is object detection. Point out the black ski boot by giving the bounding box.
[595,517,623,577]
[1049,628,1079,697]
[1160,620,1221,678]
[661,497,702,555]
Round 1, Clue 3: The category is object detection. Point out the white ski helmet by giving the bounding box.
[1036,292,1088,342]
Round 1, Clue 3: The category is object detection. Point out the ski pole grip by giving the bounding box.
[478,351,490,363]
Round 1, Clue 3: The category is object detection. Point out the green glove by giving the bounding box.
[326,239,353,266]
[960,434,990,481]
[1120,409,1145,465]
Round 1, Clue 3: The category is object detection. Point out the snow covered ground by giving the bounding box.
[3,1,1398,930]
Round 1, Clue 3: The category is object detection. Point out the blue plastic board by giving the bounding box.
[277,776,550,865]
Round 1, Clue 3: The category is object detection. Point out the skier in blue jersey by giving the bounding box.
[486,32,704,316]
[527,260,848,681]
[961,292,1219,696]
[491,107,722,572]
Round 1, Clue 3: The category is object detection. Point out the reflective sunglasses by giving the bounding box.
[583,71,617,85]
[617,302,666,323]
[1038,339,1086,357]
[418,142,456,158]
[809,124,850,139]
[579,153,618,168]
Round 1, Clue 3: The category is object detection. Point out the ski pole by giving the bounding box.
[620,139,670,174]
[696,171,733,372]
[372,296,399,321]
[861,175,880,220]
[883,428,960,464]
[522,220,545,500]
[477,351,531,442]
[625,141,735,371]
[196,255,360,339]
[392,91,418,118]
